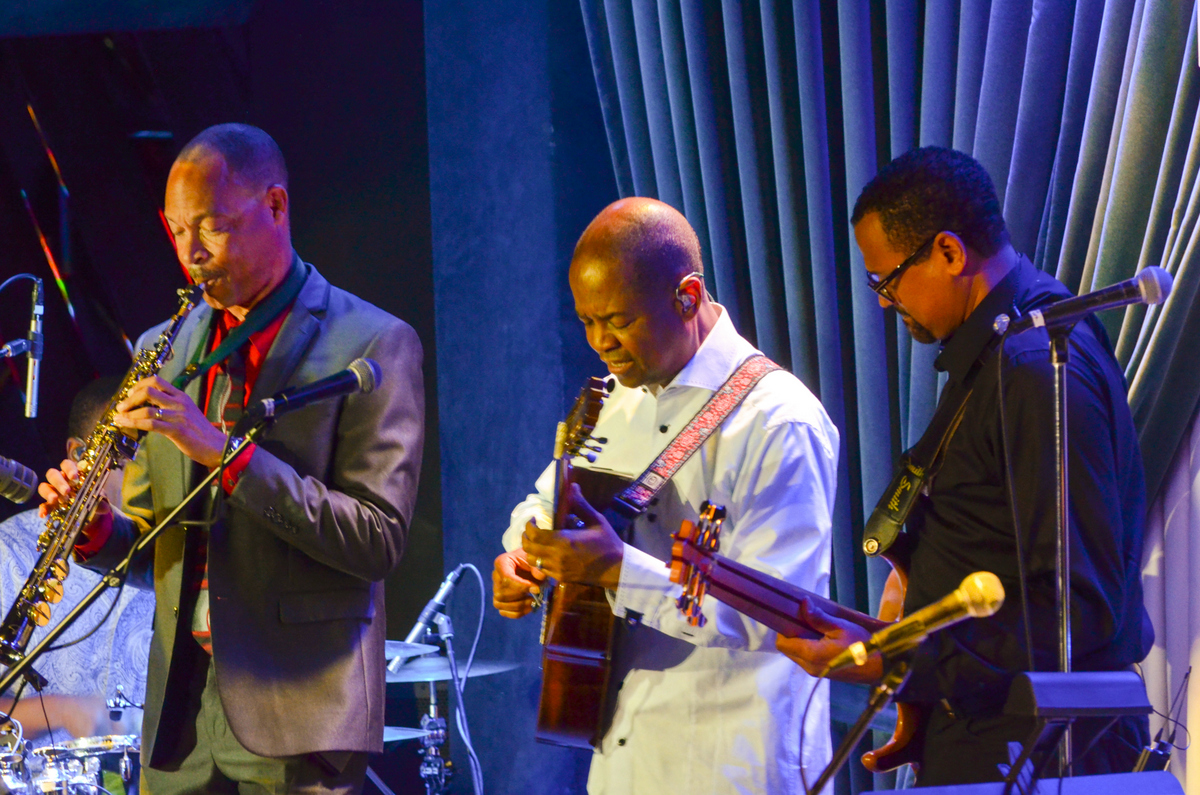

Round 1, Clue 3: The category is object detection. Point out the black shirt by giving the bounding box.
[897,256,1153,713]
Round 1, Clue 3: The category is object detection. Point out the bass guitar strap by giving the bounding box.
[862,333,1007,560]
[609,354,781,522]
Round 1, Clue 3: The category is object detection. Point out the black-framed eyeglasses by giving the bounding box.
[866,232,940,301]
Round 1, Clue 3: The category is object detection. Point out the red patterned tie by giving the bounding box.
[193,345,246,654]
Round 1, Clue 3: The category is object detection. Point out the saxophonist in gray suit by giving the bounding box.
[39,123,424,795]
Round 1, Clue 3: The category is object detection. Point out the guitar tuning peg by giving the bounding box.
[594,437,607,444]
[582,453,597,463]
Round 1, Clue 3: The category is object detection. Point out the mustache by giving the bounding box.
[187,267,225,284]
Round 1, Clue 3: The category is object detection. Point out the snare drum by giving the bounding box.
[29,735,140,795]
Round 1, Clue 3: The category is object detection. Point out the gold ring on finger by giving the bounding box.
[536,557,543,569]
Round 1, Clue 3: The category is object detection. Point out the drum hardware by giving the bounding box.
[384,658,519,684]
[417,712,450,795]
[104,686,143,723]
[0,717,30,793]
[382,641,438,662]
[0,733,144,795]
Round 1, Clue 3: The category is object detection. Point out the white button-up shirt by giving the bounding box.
[505,308,838,794]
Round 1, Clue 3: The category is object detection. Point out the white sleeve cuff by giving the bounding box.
[611,542,677,620]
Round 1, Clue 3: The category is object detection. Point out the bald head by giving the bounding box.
[569,198,717,389]
[572,198,702,292]
[176,123,288,194]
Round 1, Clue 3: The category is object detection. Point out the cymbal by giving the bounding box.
[386,657,521,683]
[383,726,429,743]
[384,640,439,660]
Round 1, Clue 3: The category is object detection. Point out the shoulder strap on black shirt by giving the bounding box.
[862,334,1005,560]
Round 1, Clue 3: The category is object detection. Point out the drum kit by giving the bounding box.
[0,730,140,795]
[0,643,517,795]
[380,640,518,795]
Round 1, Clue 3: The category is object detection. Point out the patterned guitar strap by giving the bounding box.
[609,354,781,524]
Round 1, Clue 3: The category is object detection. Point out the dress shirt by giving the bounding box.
[505,307,839,795]
[899,256,1153,714]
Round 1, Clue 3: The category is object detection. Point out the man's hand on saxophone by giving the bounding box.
[38,373,230,515]
[111,375,228,469]
[36,457,105,518]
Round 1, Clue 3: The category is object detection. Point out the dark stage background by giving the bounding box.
[0,1,618,793]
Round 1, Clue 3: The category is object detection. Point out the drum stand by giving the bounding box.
[412,620,453,795]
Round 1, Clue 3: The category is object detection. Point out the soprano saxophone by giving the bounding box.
[0,285,202,667]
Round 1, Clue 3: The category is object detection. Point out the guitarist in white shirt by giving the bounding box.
[493,197,840,794]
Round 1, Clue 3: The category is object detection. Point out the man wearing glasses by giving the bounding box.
[777,147,1152,785]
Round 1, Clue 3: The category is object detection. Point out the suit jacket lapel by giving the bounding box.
[249,262,328,404]
[157,300,213,504]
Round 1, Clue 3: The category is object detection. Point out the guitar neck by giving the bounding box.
[689,550,887,639]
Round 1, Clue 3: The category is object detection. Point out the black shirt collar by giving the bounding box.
[933,256,1028,386]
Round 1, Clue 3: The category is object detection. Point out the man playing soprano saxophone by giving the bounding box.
[40,124,424,795]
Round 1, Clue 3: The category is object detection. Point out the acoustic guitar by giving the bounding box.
[669,503,925,773]
[535,378,633,749]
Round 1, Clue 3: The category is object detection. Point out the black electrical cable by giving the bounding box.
[996,328,1036,672]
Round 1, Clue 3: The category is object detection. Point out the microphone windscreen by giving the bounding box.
[959,572,1005,618]
[1136,267,1173,305]
[349,357,382,394]
[0,455,38,504]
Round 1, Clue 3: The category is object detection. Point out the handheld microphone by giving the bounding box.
[404,564,466,645]
[25,278,43,419]
[236,357,381,432]
[995,266,1172,336]
[826,571,1005,673]
[0,455,38,504]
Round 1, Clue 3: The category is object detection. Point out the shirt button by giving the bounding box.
[659,425,668,433]
[647,513,657,523]
[617,738,626,747]
[172,607,179,617]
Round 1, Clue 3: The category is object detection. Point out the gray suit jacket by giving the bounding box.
[87,261,424,765]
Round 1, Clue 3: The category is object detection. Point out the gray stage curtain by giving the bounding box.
[580,0,1200,790]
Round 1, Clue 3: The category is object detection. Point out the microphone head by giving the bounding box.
[0,456,38,504]
[348,357,382,394]
[958,572,1005,618]
[1136,267,1173,305]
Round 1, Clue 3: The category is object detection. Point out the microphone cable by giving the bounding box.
[436,562,486,795]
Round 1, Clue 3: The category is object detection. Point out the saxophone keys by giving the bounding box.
[41,579,64,604]
[31,602,52,627]
[51,559,69,580]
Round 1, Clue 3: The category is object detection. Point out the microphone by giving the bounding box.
[996,266,1172,336]
[0,455,38,504]
[236,357,381,431]
[25,279,43,419]
[402,564,466,646]
[825,571,1004,673]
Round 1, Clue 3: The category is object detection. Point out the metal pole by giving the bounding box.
[808,658,912,794]
[1050,332,1072,776]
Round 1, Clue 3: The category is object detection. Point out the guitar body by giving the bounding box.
[670,510,925,775]
[536,463,633,748]
[859,565,927,774]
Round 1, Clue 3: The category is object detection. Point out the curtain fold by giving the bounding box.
[1142,403,1200,791]
[579,1,1200,790]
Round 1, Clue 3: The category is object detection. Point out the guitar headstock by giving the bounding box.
[669,502,726,628]
[554,377,607,462]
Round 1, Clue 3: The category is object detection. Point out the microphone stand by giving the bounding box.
[0,427,267,698]
[1049,329,1073,777]
[808,655,913,795]
[994,314,1075,779]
